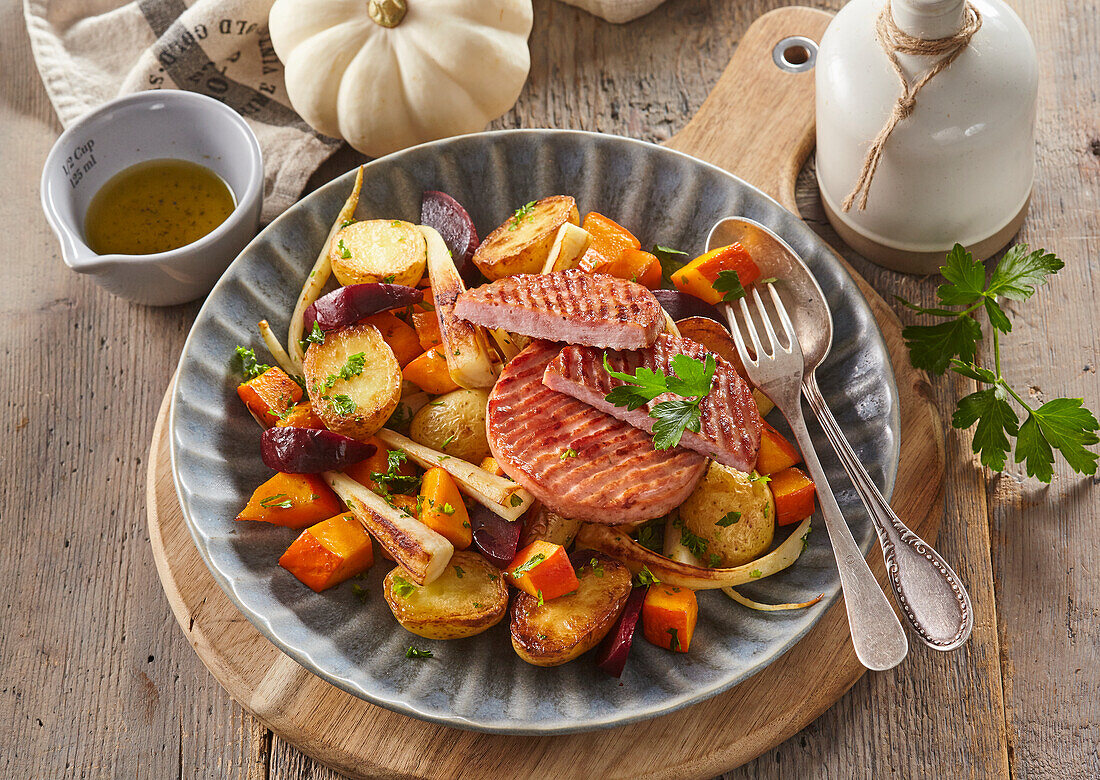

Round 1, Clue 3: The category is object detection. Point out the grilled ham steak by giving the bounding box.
[486,341,707,524]
[453,270,663,349]
[543,334,762,472]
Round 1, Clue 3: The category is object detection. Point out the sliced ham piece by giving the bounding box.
[543,334,762,472]
[486,341,707,525]
[453,269,663,349]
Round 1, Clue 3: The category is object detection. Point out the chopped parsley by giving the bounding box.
[588,557,604,578]
[336,238,352,259]
[405,646,433,659]
[440,432,457,450]
[391,575,417,597]
[536,590,544,606]
[233,346,270,380]
[370,450,421,498]
[508,201,536,231]
[634,565,661,586]
[716,511,741,527]
[440,503,456,515]
[707,552,722,568]
[509,494,523,507]
[749,472,772,484]
[382,274,396,284]
[258,493,292,509]
[453,565,465,578]
[330,394,356,416]
[305,321,325,345]
[749,569,762,579]
[667,627,680,651]
[351,583,370,603]
[511,553,545,578]
[559,447,578,461]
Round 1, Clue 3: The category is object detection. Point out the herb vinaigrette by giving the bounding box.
[83,158,235,255]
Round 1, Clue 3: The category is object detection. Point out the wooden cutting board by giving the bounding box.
[145,7,946,778]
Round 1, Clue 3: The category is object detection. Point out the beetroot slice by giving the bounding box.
[303,283,423,334]
[469,504,522,569]
[595,586,647,677]
[653,288,725,325]
[421,190,480,286]
[261,427,376,474]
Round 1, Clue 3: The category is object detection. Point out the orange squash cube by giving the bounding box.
[597,248,663,289]
[505,541,579,601]
[235,472,343,529]
[274,402,326,430]
[236,367,303,427]
[361,312,421,368]
[670,243,762,305]
[278,513,374,592]
[582,212,640,263]
[410,310,443,351]
[342,437,418,496]
[642,584,698,653]
[402,345,461,395]
[756,421,802,474]
[418,467,471,549]
[479,456,507,478]
[770,466,816,526]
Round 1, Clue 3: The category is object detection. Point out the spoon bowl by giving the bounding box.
[706,216,833,373]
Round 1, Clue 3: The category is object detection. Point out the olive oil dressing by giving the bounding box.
[84,158,235,255]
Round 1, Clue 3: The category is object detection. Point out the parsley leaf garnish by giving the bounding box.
[391,575,417,597]
[602,352,716,449]
[713,269,747,303]
[898,243,1096,482]
[233,346,270,380]
[652,245,688,285]
[370,450,421,498]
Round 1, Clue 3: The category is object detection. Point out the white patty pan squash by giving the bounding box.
[269,0,533,157]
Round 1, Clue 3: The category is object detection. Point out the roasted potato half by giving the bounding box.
[473,196,580,280]
[510,552,632,666]
[409,388,491,463]
[678,461,775,567]
[303,323,401,442]
[329,219,427,288]
[383,551,509,639]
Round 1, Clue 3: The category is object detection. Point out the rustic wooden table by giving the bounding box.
[2,0,1096,777]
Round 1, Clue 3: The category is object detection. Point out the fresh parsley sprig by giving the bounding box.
[602,352,716,449]
[898,243,1097,482]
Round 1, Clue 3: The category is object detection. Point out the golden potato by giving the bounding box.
[409,389,490,463]
[382,551,508,640]
[678,462,775,567]
[303,323,401,442]
[509,552,631,667]
[329,219,426,287]
[472,196,580,280]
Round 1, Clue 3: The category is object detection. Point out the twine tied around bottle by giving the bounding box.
[842,1,983,211]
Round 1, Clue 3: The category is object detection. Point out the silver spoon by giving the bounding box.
[706,217,973,651]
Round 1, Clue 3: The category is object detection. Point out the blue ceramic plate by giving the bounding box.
[170,130,899,735]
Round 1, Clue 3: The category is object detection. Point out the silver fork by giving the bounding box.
[726,285,909,671]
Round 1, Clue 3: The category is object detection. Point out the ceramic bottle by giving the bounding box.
[815,0,1038,273]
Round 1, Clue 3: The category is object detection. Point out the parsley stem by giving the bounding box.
[993,329,1002,379]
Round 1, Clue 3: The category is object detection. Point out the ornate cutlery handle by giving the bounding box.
[803,373,973,650]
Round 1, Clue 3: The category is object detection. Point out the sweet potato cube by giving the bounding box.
[479,456,507,478]
[274,402,326,430]
[582,212,640,263]
[236,367,303,426]
[411,310,443,351]
[505,541,579,601]
[235,472,343,529]
[671,243,762,305]
[770,466,816,526]
[402,345,461,395]
[755,421,802,474]
[278,513,374,592]
[598,248,662,290]
[418,467,471,549]
[642,584,698,653]
[342,437,417,496]
[360,312,421,368]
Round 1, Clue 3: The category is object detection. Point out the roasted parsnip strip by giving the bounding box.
[661,309,682,338]
[325,471,453,585]
[421,225,498,389]
[487,328,521,363]
[287,166,364,371]
[375,428,534,521]
[539,222,592,274]
[258,319,301,380]
[722,587,823,611]
[575,516,813,590]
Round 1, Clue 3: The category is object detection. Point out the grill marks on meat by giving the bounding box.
[543,334,762,472]
[486,341,707,525]
[453,270,663,349]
